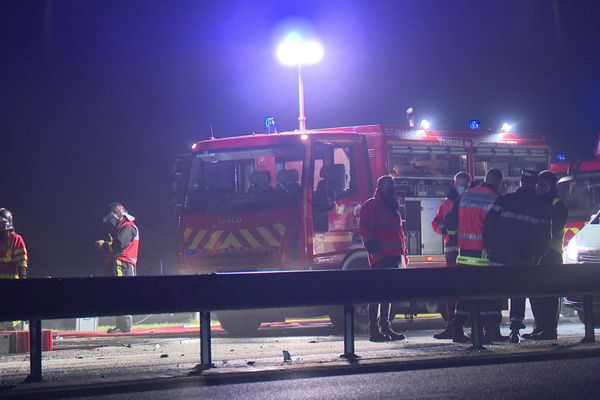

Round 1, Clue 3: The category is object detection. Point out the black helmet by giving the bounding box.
[102,202,127,224]
[103,202,135,226]
[0,208,14,231]
[538,170,558,187]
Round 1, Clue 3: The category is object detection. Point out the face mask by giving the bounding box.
[457,186,466,194]
[109,215,119,228]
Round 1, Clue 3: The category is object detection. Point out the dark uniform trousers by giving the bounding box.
[444,252,458,325]
[369,256,405,334]
[113,259,136,332]
[509,297,527,331]
[530,250,562,333]
[454,251,503,336]
[456,299,503,332]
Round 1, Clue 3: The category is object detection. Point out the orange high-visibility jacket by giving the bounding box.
[452,184,499,251]
[432,195,458,253]
[106,219,140,267]
[359,193,407,265]
[0,231,28,279]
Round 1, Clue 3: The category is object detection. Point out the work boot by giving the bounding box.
[509,330,520,344]
[452,323,470,343]
[521,327,542,340]
[369,331,391,342]
[433,326,454,340]
[528,331,558,340]
[382,328,406,341]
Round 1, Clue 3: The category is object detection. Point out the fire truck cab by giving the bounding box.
[551,131,600,248]
[552,131,600,325]
[173,124,550,335]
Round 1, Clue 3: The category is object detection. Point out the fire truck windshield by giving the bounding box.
[185,145,305,212]
[558,176,600,219]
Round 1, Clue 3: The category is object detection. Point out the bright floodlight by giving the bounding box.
[419,119,431,130]
[277,33,324,66]
[500,122,513,132]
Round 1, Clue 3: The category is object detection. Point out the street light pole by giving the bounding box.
[297,63,306,131]
[276,33,323,132]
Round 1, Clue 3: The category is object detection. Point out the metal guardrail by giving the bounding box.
[1,264,599,383]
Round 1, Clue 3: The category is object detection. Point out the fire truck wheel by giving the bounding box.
[329,305,370,334]
[425,300,448,321]
[216,311,262,336]
[439,306,448,322]
[328,251,371,333]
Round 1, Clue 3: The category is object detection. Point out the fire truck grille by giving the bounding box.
[578,251,600,263]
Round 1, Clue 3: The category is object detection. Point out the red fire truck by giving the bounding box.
[551,131,600,247]
[173,124,550,335]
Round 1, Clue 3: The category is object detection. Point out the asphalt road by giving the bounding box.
[1,314,597,396]
[61,357,600,400]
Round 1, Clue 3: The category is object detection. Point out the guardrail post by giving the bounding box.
[340,305,358,360]
[199,311,213,369]
[27,320,43,382]
[582,295,595,343]
[469,301,484,350]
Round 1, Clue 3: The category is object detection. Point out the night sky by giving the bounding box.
[2,0,599,277]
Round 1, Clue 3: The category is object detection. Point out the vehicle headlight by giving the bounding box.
[566,238,579,261]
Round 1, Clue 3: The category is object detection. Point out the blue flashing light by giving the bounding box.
[556,154,566,163]
[469,120,481,130]
[264,116,277,133]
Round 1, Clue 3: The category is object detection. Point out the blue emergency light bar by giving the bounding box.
[556,154,566,163]
[264,116,278,134]
[469,120,481,130]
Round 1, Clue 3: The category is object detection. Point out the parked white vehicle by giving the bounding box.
[564,210,600,264]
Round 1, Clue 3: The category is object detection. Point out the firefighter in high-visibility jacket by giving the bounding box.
[95,203,139,334]
[483,170,551,343]
[0,208,28,330]
[522,170,567,340]
[359,175,408,342]
[431,171,471,340]
[445,168,504,343]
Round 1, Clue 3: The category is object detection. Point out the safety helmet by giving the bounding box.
[0,208,14,231]
[538,170,558,187]
[103,202,127,223]
[103,203,135,226]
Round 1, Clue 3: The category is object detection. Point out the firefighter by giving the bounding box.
[95,203,139,334]
[359,175,408,342]
[445,169,504,343]
[522,170,567,340]
[431,171,471,339]
[483,170,551,343]
[0,208,28,331]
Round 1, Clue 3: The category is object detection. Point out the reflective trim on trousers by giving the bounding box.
[457,255,489,266]
[444,246,458,253]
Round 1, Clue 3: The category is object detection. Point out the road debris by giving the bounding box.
[283,350,292,362]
